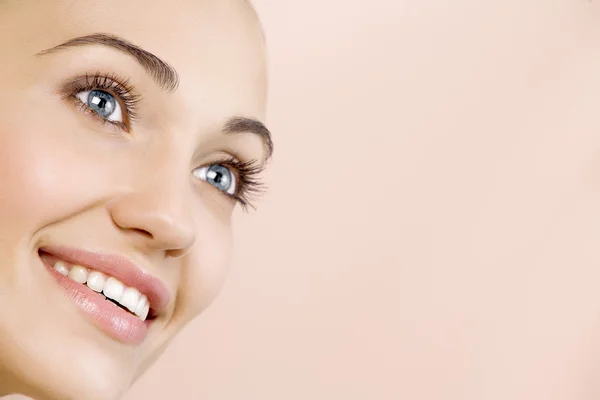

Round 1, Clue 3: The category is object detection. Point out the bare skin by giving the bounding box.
[0,0,270,399]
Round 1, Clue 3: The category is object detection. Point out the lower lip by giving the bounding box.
[41,256,151,346]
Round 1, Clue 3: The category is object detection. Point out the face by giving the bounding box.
[0,1,270,399]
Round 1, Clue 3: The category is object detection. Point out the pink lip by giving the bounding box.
[38,246,171,346]
[39,246,171,313]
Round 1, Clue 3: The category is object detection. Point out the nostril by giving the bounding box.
[130,227,153,239]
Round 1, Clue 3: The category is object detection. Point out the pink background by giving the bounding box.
[119,1,600,399]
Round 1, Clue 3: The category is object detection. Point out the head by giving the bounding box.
[0,0,271,399]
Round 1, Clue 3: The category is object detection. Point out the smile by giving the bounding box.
[38,246,171,346]
[49,258,150,321]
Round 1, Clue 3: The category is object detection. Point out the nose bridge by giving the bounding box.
[109,149,196,256]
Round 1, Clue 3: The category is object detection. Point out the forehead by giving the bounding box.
[8,0,268,119]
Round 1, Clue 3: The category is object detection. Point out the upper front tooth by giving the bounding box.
[121,287,141,313]
[53,261,70,276]
[134,295,148,318]
[103,277,125,302]
[140,303,149,321]
[68,265,89,284]
[86,271,106,292]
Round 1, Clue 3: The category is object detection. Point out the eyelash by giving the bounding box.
[65,71,266,211]
[208,156,266,211]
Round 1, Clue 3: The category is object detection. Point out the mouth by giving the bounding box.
[40,250,155,321]
[37,246,171,345]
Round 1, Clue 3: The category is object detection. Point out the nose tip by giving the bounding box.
[131,215,196,256]
[108,192,196,257]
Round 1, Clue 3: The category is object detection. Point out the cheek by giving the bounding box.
[177,219,234,321]
[0,110,130,234]
[0,131,83,232]
[0,121,68,234]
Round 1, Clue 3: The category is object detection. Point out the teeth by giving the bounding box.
[51,259,153,321]
[140,303,149,321]
[134,295,149,319]
[103,277,125,303]
[68,265,89,284]
[121,287,141,313]
[53,261,69,276]
[86,271,106,293]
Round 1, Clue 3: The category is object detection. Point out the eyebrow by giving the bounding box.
[36,33,274,161]
[35,33,180,92]
[224,117,274,161]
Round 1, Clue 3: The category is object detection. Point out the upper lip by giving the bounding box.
[39,245,171,315]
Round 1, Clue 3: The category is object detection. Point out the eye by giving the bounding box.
[193,164,237,195]
[75,90,123,123]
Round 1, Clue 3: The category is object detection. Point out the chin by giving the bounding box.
[0,311,143,400]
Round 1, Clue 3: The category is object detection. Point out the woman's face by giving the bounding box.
[0,1,269,399]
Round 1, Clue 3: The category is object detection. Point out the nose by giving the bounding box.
[108,183,196,257]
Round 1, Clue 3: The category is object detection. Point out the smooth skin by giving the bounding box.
[0,0,269,399]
